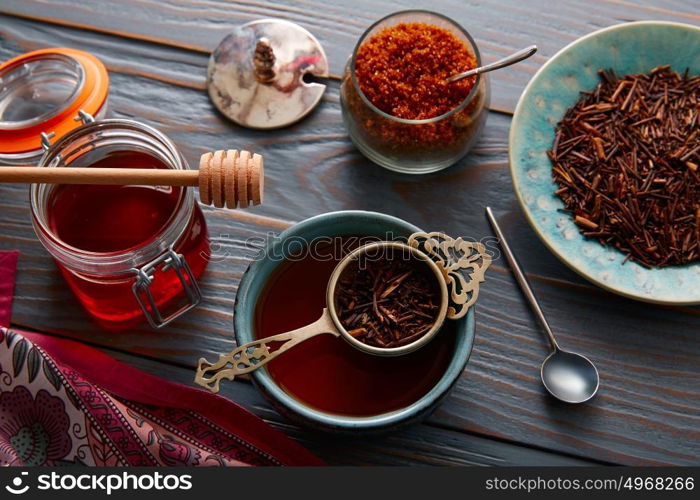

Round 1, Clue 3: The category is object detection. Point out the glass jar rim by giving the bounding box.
[0,52,85,130]
[0,48,109,155]
[30,118,194,275]
[349,9,484,125]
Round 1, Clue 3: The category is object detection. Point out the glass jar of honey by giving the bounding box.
[0,47,208,329]
[30,116,210,329]
[340,11,490,174]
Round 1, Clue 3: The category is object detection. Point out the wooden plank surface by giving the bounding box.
[0,0,699,466]
[2,0,699,113]
[100,344,596,466]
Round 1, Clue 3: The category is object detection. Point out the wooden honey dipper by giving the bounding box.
[0,150,263,209]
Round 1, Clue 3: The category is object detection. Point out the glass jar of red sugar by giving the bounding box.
[340,11,490,174]
[29,116,210,329]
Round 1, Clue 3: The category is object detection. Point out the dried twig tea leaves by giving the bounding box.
[335,256,440,348]
[549,66,699,267]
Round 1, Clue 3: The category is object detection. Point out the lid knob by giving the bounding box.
[253,38,276,83]
[207,19,329,130]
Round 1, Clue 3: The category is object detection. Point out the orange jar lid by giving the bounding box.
[0,48,109,155]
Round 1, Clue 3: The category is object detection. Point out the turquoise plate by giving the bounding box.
[510,21,700,305]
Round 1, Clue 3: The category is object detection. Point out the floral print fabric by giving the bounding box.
[0,251,323,466]
[0,328,321,466]
[0,250,321,467]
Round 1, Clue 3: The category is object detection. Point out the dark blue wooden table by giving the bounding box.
[0,0,698,465]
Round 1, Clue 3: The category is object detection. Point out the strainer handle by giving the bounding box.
[194,309,339,393]
[408,232,492,320]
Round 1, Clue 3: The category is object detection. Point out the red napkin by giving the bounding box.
[0,251,19,328]
[0,251,323,466]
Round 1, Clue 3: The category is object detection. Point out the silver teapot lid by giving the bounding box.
[207,19,329,129]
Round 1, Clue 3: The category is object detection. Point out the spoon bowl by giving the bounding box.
[541,349,599,404]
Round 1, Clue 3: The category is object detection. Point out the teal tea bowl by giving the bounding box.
[510,21,700,304]
[233,210,475,432]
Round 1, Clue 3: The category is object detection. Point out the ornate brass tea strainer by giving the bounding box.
[195,232,492,393]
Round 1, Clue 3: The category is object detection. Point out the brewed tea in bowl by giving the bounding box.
[224,211,486,432]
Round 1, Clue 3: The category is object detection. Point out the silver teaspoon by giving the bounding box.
[485,207,599,404]
[447,45,538,83]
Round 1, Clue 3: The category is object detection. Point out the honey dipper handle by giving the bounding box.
[194,309,339,393]
[0,166,200,186]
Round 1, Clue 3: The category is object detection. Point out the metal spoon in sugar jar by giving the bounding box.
[195,232,492,393]
[447,45,538,83]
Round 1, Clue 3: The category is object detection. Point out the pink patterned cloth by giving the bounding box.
[0,252,323,466]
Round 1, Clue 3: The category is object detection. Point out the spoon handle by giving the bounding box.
[447,45,538,83]
[194,309,339,393]
[485,207,559,350]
